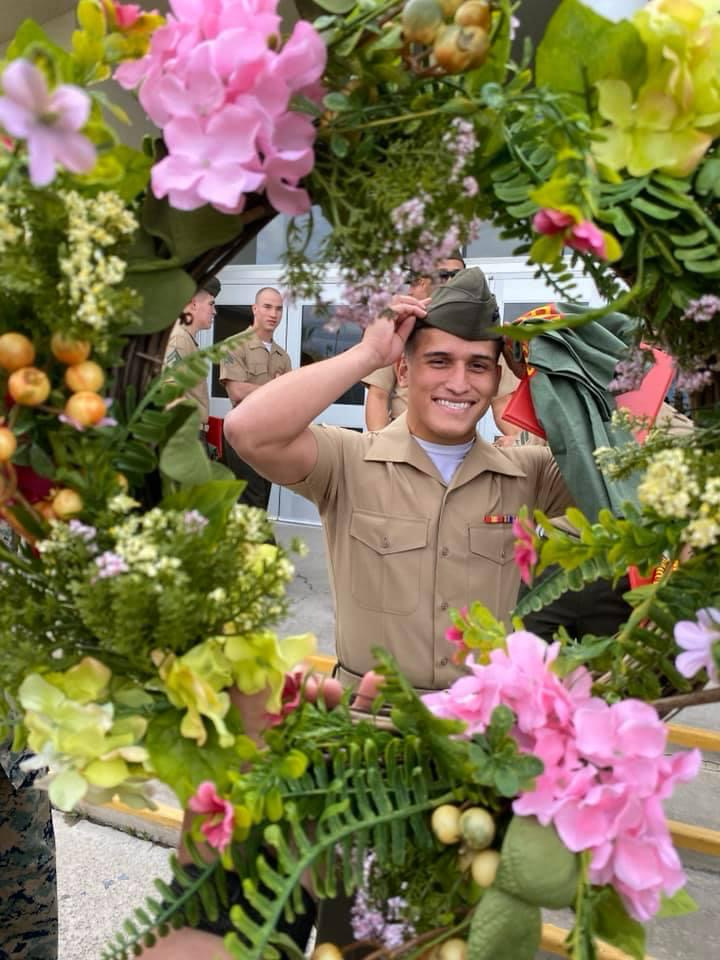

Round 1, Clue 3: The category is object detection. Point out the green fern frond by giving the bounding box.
[100,847,227,960]
[514,555,613,619]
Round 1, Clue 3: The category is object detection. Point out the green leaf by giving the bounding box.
[158,405,214,486]
[330,133,350,158]
[323,92,351,112]
[684,258,720,274]
[145,708,237,804]
[695,157,720,197]
[311,0,356,11]
[657,887,698,918]
[28,444,55,479]
[629,197,680,220]
[141,188,273,265]
[124,260,196,336]
[592,886,646,960]
[6,20,75,82]
[536,0,646,110]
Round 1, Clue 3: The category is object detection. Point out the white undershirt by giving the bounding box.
[413,436,475,485]
[261,340,272,352]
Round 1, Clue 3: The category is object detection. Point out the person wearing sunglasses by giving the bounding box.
[363,254,466,431]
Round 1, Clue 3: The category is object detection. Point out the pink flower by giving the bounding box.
[115,0,324,218]
[104,1,148,28]
[423,629,700,922]
[674,608,720,684]
[188,780,234,852]
[0,60,96,186]
[567,220,608,259]
[512,516,537,585]
[532,208,574,235]
[263,669,305,727]
[151,108,265,213]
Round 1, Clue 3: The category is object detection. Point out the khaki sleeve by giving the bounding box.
[535,447,574,518]
[362,365,396,392]
[286,425,342,509]
[496,355,520,399]
[163,325,192,367]
[219,342,248,383]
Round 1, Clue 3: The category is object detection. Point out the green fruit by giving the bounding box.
[433,24,490,73]
[471,848,501,887]
[454,0,491,29]
[402,0,444,45]
[431,803,462,844]
[459,806,496,850]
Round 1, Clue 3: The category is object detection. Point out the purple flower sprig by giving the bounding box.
[682,295,720,324]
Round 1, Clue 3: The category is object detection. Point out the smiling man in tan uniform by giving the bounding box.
[220,286,291,509]
[225,269,572,691]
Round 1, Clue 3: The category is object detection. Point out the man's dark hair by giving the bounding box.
[445,250,466,267]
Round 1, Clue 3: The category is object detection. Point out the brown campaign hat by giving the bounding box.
[423,267,501,340]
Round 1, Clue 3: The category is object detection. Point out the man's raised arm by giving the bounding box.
[224,299,426,486]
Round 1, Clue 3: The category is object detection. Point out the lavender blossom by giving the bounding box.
[674,361,713,393]
[68,519,97,542]
[608,349,651,393]
[682,294,720,324]
[94,551,129,579]
[183,509,208,532]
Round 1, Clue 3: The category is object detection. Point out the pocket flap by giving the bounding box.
[350,510,428,555]
[468,526,514,565]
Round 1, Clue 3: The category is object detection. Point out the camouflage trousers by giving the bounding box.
[0,766,58,960]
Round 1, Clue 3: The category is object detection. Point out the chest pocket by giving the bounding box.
[246,357,269,382]
[468,526,515,565]
[350,510,428,615]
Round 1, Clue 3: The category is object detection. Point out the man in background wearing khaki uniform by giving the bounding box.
[220,287,291,510]
[163,277,219,440]
[226,269,572,692]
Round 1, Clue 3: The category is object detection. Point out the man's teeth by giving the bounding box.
[435,399,471,410]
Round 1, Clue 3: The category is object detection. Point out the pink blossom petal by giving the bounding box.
[0,98,33,138]
[272,20,327,92]
[26,128,58,186]
[54,131,97,174]
[0,59,48,113]
[532,208,574,235]
[49,85,91,131]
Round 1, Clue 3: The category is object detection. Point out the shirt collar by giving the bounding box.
[248,331,280,354]
[364,412,527,486]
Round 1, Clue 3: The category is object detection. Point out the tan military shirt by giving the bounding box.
[364,356,518,424]
[219,330,291,401]
[163,322,209,424]
[363,365,408,419]
[288,414,572,691]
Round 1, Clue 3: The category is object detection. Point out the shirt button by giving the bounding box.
[440,547,449,557]
[440,601,449,611]
[438,657,449,667]
[382,536,390,548]
[500,549,506,559]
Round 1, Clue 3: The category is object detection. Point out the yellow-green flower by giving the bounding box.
[154,641,234,748]
[223,629,316,713]
[593,0,720,177]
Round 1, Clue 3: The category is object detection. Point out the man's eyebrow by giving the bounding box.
[421,350,496,361]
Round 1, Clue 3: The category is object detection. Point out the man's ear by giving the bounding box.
[396,353,409,387]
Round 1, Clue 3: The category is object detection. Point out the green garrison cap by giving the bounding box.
[200,276,221,297]
[424,266,501,340]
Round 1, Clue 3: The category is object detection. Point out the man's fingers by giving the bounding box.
[353,670,385,710]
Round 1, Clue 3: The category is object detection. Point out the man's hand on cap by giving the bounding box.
[361,295,429,370]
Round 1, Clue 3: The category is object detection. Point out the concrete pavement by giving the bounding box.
[56,521,720,959]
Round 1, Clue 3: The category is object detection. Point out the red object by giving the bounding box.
[502,374,547,439]
[207,416,223,459]
[615,346,673,443]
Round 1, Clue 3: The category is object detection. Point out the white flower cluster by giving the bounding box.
[637,448,720,548]
[57,189,137,332]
